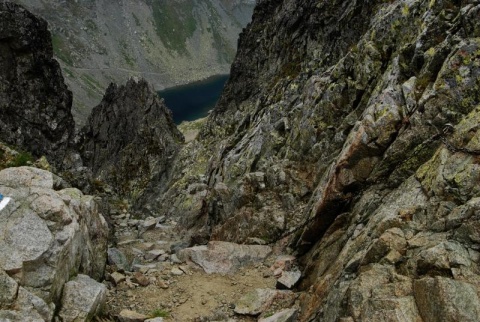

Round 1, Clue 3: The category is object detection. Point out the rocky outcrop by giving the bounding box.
[0,2,75,169]
[80,78,184,206]
[0,166,108,320]
[157,0,480,320]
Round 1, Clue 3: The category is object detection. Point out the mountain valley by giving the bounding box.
[1,0,480,321]
[12,0,255,125]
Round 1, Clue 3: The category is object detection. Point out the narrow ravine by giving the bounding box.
[102,210,302,321]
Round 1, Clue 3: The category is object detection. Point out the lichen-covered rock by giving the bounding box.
[80,78,184,206]
[414,276,480,322]
[108,247,131,272]
[0,2,75,170]
[0,166,108,320]
[0,270,18,309]
[154,0,480,320]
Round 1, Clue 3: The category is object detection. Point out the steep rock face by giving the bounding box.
[159,0,480,320]
[0,166,108,320]
[15,0,256,125]
[80,78,184,205]
[0,2,75,169]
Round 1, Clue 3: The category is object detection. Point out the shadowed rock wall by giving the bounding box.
[80,78,184,206]
[0,2,75,170]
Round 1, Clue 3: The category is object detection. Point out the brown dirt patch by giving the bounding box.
[105,263,276,321]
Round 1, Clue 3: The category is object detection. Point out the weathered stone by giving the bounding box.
[118,309,148,322]
[0,270,18,307]
[170,241,190,255]
[117,239,140,247]
[178,241,272,274]
[246,237,268,245]
[158,254,169,262]
[145,318,164,322]
[171,267,184,276]
[108,248,130,271]
[132,264,157,273]
[58,274,107,322]
[271,255,296,272]
[0,309,45,322]
[145,249,166,261]
[139,243,155,251]
[157,280,169,289]
[414,277,480,322]
[258,308,298,322]
[276,269,301,289]
[132,272,150,287]
[15,286,53,321]
[338,318,354,322]
[110,272,126,286]
[234,289,296,316]
[170,254,183,264]
[142,218,158,231]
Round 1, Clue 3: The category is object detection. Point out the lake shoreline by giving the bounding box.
[157,74,229,125]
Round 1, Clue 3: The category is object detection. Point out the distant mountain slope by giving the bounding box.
[12,0,255,125]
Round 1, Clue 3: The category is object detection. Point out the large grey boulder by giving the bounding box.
[177,241,272,274]
[0,166,108,320]
[58,274,107,322]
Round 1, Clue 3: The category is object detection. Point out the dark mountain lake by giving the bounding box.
[158,74,229,124]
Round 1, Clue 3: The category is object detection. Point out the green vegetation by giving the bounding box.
[124,53,135,68]
[81,73,102,90]
[62,67,74,78]
[205,1,235,62]
[9,151,34,167]
[150,308,169,318]
[0,144,34,170]
[151,1,197,55]
[119,40,136,68]
[264,311,274,318]
[51,34,74,65]
[85,19,98,32]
